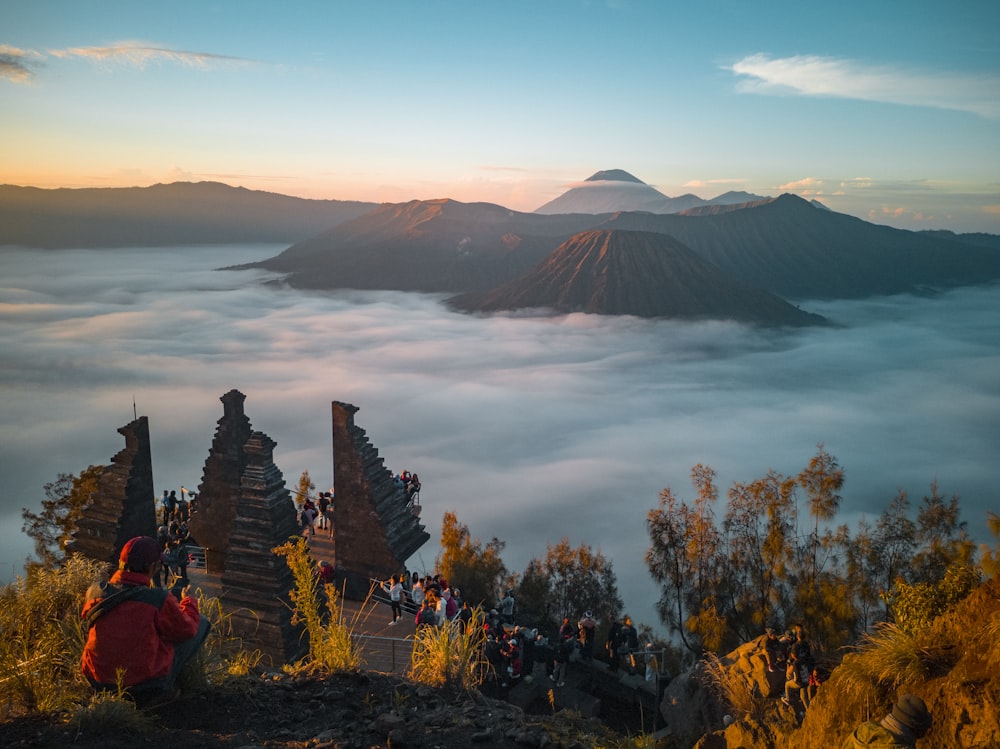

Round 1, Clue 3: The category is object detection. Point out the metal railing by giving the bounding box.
[351,633,414,674]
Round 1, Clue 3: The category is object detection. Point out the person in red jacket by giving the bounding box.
[81,536,210,706]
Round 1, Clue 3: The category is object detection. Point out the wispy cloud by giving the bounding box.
[0,44,44,84]
[684,178,748,189]
[779,177,823,195]
[728,54,1000,119]
[48,40,254,70]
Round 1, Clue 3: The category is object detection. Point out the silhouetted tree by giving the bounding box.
[797,444,844,587]
[723,469,796,640]
[21,466,104,570]
[911,480,976,583]
[514,537,623,635]
[646,465,729,654]
[436,511,508,609]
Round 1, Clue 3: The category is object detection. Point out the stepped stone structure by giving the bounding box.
[67,416,157,565]
[331,401,430,598]
[66,392,430,664]
[220,431,304,664]
[188,389,253,573]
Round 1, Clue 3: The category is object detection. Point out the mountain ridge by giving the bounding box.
[253,192,1000,303]
[0,182,378,248]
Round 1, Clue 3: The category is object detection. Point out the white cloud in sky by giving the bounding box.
[0,44,44,84]
[729,54,1000,119]
[47,40,253,70]
[779,177,823,193]
[1,38,255,84]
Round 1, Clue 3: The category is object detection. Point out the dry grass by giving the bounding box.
[0,555,106,717]
[700,651,766,720]
[408,609,486,690]
[273,536,366,672]
[836,623,926,701]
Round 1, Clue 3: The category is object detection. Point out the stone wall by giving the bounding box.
[219,431,304,665]
[67,416,157,566]
[331,401,429,599]
[188,389,252,573]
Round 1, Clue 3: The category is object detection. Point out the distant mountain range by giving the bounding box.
[534,169,768,215]
[253,191,1000,305]
[449,229,827,327]
[4,173,998,326]
[0,182,377,248]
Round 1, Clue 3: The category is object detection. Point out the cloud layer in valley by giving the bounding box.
[1,245,998,631]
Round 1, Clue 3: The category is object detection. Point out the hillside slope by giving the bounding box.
[601,194,1000,299]
[254,199,609,292]
[449,229,826,326]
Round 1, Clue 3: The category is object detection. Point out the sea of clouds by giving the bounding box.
[1,244,998,633]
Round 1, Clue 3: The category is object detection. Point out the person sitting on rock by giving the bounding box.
[81,536,210,707]
[841,693,932,748]
[782,626,814,709]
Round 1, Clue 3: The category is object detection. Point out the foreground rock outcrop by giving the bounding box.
[671,579,1000,748]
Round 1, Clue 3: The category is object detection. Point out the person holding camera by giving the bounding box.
[80,536,210,707]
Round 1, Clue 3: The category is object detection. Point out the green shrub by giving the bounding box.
[891,564,982,635]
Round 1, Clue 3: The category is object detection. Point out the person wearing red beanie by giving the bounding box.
[80,536,210,706]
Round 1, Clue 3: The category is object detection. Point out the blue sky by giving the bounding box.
[2,0,999,231]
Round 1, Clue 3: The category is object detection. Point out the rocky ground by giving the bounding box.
[0,668,627,749]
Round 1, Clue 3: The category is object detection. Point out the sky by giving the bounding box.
[1,245,998,632]
[2,0,999,232]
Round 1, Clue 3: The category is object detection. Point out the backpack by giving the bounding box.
[83,582,165,631]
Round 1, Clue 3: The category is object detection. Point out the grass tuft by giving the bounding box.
[0,554,107,717]
[409,609,486,690]
[71,689,157,737]
[273,536,366,672]
[700,651,766,720]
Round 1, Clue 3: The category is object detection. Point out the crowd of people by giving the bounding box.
[160,487,196,526]
[394,470,422,500]
[370,574,660,692]
[761,623,825,712]
[298,491,335,539]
